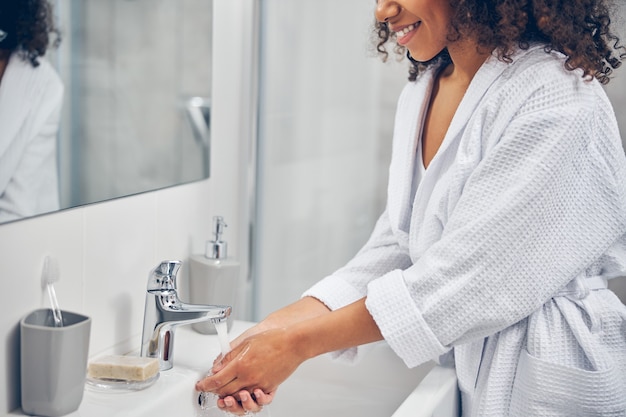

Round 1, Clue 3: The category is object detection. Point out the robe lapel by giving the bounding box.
[387,70,436,247]
[409,55,512,235]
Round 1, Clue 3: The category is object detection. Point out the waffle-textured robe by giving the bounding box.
[304,45,626,416]
[0,53,63,222]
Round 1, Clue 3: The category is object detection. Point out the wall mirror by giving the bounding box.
[0,0,213,225]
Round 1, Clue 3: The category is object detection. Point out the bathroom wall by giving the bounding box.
[606,2,626,147]
[605,1,626,302]
[0,0,257,413]
[2,1,625,414]
[253,0,409,319]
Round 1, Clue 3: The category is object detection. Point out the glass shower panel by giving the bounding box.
[253,0,408,319]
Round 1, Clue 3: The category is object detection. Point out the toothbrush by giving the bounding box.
[42,256,63,327]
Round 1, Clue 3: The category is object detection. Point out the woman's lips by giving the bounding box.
[394,22,420,45]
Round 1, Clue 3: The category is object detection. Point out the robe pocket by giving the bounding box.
[509,349,626,416]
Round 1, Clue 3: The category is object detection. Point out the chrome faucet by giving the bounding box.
[140,260,231,370]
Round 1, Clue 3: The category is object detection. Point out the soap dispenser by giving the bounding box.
[189,216,240,334]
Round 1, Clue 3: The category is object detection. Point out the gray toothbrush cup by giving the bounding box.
[20,309,91,417]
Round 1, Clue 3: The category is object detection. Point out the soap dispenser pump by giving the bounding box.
[189,216,240,334]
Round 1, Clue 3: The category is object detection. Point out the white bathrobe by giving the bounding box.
[304,45,626,416]
[0,52,63,222]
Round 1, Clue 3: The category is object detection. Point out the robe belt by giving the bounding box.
[553,275,608,299]
[457,275,609,398]
[553,275,608,333]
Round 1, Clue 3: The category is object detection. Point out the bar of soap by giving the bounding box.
[87,355,159,382]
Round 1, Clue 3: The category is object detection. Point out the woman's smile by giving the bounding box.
[376,0,454,62]
[393,21,420,45]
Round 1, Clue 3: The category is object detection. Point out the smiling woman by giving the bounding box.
[197,1,626,416]
[0,0,214,225]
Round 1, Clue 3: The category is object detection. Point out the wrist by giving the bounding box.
[287,320,319,362]
[262,311,286,331]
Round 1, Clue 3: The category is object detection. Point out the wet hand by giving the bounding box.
[195,327,308,398]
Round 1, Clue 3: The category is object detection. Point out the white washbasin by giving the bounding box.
[269,336,434,417]
[10,320,437,417]
[391,365,460,417]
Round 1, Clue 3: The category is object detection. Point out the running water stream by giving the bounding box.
[197,321,231,416]
[214,321,230,357]
[198,322,271,416]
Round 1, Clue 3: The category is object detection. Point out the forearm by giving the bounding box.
[229,296,331,348]
[289,297,383,361]
[264,296,332,327]
[200,297,383,398]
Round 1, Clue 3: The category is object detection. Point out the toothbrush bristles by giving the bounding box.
[43,256,60,284]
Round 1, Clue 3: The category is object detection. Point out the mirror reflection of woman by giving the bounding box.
[197,0,626,416]
[0,0,62,223]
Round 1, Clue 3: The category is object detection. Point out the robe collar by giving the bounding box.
[387,52,514,245]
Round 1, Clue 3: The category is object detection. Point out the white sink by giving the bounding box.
[11,321,434,417]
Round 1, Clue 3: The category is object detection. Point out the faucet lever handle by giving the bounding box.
[147,260,181,291]
[158,260,181,277]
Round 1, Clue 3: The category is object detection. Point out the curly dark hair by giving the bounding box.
[374,0,625,84]
[0,0,60,67]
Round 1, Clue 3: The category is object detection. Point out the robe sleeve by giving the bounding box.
[366,73,626,368]
[303,207,413,310]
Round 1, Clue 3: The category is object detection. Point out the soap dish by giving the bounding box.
[86,372,160,392]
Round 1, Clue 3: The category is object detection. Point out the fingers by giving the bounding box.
[211,345,237,373]
[252,389,275,406]
[197,344,259,397]
[196,345,243,392]
[217,389,275,415]
[195,366,251,397]
[217,396,239,414]
[195,372,233,393]
[211,356,226,374]
[219,391,259,414]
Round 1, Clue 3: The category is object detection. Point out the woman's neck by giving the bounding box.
[444,39,492,86]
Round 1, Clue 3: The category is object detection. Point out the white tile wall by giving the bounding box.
[0,0,256,413]
[82,193,158,356]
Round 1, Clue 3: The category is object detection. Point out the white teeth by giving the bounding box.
[396,23,417,37]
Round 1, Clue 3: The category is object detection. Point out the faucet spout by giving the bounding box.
[140,260,231,370]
